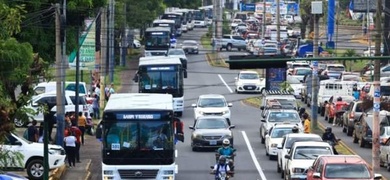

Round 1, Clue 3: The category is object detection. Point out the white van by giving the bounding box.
[318,79,354,112]
[34,81,88,96]
[14,90,92,127]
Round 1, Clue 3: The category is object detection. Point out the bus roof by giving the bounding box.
[139,57,182,66]
[153,19,175,24]
[163,12,182,16]
[105,93,173,111]
[198,5,213,10]
[145,27,171,32]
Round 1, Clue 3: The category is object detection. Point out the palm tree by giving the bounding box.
[342,49,358,71]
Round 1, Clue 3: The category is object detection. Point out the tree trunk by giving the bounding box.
[300,22,307,39]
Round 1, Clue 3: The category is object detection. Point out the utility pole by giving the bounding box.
[372,0,382,173]
[262,0,266,39]
[100,7,107,109]
[120,3,127,67]
[276,0,280,42]
[56,0,66,146]
[52,3,61,180]
[109,0,115,83]
[311,1,322,130]
[75,27,80,124]
[216,0,223,39]
[212,0,216,54]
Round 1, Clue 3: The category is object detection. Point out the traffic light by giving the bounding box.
[227,55,290,69]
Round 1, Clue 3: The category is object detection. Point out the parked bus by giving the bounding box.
[144,27,171,56]
[134,56,187,117]
[97,93,184,180]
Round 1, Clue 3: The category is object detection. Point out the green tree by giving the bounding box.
[299,0,327,39]
[126,0,166,29]
[342,49,358,70]
[280,81,294,92]
[164,0,202,9]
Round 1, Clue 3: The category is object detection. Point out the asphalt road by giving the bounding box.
[302,101,390,178]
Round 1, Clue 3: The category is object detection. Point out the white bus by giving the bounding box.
[144,27,171,56]
[134,56,187,117]
[98,93,183,179]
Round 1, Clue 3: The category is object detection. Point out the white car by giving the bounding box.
[167,48,187,60]
[191,94,232,124]
[277,134,323,178]
[3,133,66,179]
[265,124,299,160]
[133,39,141,49]
[259,109,302,144]
[235,71,265,93]
[284,141,334,179]
[286,75,304,98]
[230,19,243,29]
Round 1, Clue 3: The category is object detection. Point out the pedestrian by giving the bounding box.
[303,113,311,134]
[78,112,87,145]
[92,94,100,119]
[64,131,77,167]
[69,122,82,163]
[27,120,39,142]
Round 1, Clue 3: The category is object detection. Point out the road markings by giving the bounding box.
[218,74,233,93]
[241,131,267,180]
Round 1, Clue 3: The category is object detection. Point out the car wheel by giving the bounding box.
[27,159,44,180]
[281,169,284,178]
[14,118,27,128]
[227,44,232,51]
[347,127,353,136]
[359,137,366,148]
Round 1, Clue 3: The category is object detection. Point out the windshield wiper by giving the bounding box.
[296,153,312,159]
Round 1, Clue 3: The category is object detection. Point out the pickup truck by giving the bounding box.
[214,35,247,51]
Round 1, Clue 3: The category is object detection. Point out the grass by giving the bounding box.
[243,97,354,155]
[200,34,212,50]
[205,53,228,68]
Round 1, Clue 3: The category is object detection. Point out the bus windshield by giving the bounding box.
[139,65,183,97]
[194,11,205,20]
[145,31,170,50]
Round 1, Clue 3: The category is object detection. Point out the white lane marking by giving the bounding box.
[241,131,267,180]
[218,74,233,93]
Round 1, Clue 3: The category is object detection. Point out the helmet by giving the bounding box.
[292,126,299,133]
[219,156,226,163]
[337,97,342,101]
[326,127,332,133]
[222,139,230,146]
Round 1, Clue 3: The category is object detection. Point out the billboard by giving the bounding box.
[68,18,96,70]
[266,68,287,91]
[240,3,256,12]
[350,0,384,12]
[286,3,299,15]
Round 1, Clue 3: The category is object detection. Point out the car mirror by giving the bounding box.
[313,172,321,178]
[261,119,266,122]
[191,104,197,108]
[277,145,282,149]
[31,102,38,107]
[229,125,236,129]
[189,126,194,130]
[284,154,291,159]
[260,106,265,110]
[228,103,233,107]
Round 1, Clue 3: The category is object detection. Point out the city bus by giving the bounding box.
[193,9,206,28]
[153,19,181,37]
[134,56,187,117]
[144,27,171,56]
[98,93,183,180]
[161,12,183,33]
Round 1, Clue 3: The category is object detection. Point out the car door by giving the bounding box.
[343,102,354,124]
[307,158,322,180]
[31,96,55,121]
[354,114,364,139]
[232,36,246,48]
[2,134,25,168]
[193,98,200,117]
[261,110,270,136]
[265,127,274,148]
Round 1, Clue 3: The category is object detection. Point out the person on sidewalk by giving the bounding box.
[78,112,87,145]
[64,131,77,167]
[303,113,311,134]
[92,94,100,119]
[27,120,39,142]
[67,122,82,163]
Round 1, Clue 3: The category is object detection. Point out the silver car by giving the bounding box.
[189,116,235,151]
[181,40,199,54]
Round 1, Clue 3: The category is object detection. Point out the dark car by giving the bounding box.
[353,112,373,148]
[189,116,235,151]
[342,101,364,136]
[181,40,199,54]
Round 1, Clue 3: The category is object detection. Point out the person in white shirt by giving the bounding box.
[64,132,77,167]
[211,156,232,178]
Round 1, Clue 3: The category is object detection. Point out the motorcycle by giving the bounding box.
[215,152,236,171]
[326,139,341,155]
[209,166,233,180]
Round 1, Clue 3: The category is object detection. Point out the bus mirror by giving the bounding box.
[174,118,184,142]
[184,70,188,78]
[95,124,103,139]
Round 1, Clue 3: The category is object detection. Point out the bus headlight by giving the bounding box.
[103,170,114,175]
[163,170,174,175]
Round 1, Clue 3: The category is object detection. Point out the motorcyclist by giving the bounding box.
[210,156,232,179]
[322,127,339,155]
[291,126,299,133]
[334,97,349,126]
[217,139,236,171]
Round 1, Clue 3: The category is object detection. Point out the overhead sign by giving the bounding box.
[241,3,256,12]
[266,68,286,91]
[351,0,384,12]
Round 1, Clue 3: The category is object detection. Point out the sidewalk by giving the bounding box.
[58,56,140,180]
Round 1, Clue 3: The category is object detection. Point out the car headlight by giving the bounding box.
[271,143,278,147]
[223,134,232,139]
[292,168,306,173]
[197,110,204,115]
[237,81,243,86]
[222,110,230,115]
[193,133,202,139]
[48,149,61,155]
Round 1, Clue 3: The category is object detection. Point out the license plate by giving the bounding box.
[247,87,253,89]
[209,140,217,145]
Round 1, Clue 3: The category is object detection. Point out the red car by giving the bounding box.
[307,155,382,180]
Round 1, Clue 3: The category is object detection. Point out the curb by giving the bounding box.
[84,159,92,180]
[49,165,66,180]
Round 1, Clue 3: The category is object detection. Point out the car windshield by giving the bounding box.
[268,112,300,122]
[239,73,259,80]
[286,137,322,149]
[70,96,87,105]
[328,66,344,71]
[324,164,371,178]
[183,41,197,46]
[271,128,293,138]
[287,76,301,84]
[198,98,226,107]
[293,146,332,159]
[196,119,228,129]
[168,49,185,55]
[295,69,312,75]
